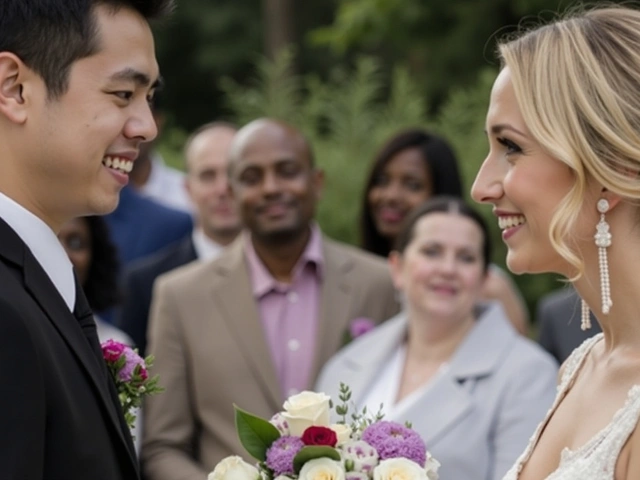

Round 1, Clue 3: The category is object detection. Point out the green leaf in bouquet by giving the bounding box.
[234,405,281,461]
[293,446,341,474]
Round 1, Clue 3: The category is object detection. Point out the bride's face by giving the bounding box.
[471,68,579,276]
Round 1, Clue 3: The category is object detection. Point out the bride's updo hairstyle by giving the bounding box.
[498,6,640,277]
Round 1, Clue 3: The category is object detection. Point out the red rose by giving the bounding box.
[301,426,337,447]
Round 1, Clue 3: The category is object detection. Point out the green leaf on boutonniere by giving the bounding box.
[234,404,281,461]
[293,446,341,474]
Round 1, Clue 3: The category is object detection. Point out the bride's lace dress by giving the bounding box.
[503,334,640,480]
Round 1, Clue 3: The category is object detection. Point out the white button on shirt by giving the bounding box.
[287,291,299,303]
[0,193,75,311]
[288,339,300,352]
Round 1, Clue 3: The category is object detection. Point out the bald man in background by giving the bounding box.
[117,122,240,354]
[142,118,399,480]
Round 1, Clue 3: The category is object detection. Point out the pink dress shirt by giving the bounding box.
[244,226,324,398]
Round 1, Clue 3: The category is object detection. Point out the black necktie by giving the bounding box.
[73,273,138,457]
[73,273,107,372]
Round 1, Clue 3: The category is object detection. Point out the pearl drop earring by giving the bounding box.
[582,198,613,330]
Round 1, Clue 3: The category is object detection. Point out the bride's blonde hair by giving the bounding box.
[499,6,640,278]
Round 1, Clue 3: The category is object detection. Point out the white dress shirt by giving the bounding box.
[0,192,75,311]
[191,228,224,261]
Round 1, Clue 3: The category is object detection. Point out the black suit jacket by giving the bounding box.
[117,236,198,354]
[536,286,602,364]
[0,218,139,479]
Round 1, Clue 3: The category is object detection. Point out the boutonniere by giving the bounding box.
[101,339,164,434]
[343,317,376,346]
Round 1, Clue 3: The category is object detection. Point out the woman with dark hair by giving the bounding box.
[361,128,529,334]
[318,196,557,480]
[58,215,132,345]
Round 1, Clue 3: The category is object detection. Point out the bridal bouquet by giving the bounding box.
[208,384,440,480]
[101,339,163,432]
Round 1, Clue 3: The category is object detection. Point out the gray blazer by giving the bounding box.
[315,302,558,480]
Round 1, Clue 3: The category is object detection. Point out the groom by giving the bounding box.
[0,1,172,478]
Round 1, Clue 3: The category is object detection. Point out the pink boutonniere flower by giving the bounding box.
[101,339,163,434]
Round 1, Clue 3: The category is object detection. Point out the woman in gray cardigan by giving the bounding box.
[316,197,557,480]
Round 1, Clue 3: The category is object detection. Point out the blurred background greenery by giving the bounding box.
[153,0,618,323]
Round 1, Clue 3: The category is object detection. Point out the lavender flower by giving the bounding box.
[118,346,147,382]
[361,421,426,467]
[266,436,305,476]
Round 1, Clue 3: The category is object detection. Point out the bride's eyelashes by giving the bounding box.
[497,137,523,156]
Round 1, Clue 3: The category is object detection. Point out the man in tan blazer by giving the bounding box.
[141,118,399,480]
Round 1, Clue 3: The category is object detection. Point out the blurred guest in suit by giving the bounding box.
[360,129,529,334]
[536,286,601,364]
[104,185,193,268]
[317,196,557,480]
[117,122,240,353]
[141,118,399,480]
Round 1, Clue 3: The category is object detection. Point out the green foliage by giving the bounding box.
[153,0,262,131]
[334,383,384,433]
[234,405,281,461]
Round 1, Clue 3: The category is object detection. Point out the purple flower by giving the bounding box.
[362,421,426,467]
[349,318,375,339]
[118,346,147,382]
[266,436,305,476]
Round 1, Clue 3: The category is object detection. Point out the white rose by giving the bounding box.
[424,452,440,480]
[373,458,428,480]
[299,458,345,480]
[274,476,294,480]
[340,440,378,474]
[329,423,352,446]
[208,456,260,480]
[281,391,331,436]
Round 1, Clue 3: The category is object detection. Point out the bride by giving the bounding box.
[472,6,640,480]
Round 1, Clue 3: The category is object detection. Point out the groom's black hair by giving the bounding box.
[0,0,174,99]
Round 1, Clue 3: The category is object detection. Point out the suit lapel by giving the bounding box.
[310,240,353,383]
[404,373,473,446]
[211,240,282,410]
[353,317,473,446]
[341,305,515,448]
[22,250,139,471]
[410,302,516,446]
